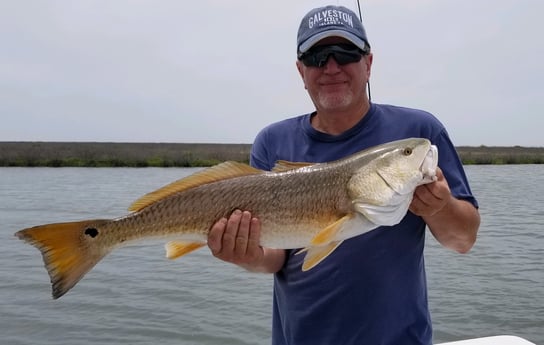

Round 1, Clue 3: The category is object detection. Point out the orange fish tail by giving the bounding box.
[15,219,111,299]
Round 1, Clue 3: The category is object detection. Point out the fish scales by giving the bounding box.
[104,167,353,249]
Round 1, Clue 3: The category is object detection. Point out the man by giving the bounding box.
[208,5,480,345]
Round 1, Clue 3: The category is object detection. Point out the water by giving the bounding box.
[0,166,542,345]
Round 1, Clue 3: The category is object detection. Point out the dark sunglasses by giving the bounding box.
[298,43,368,68]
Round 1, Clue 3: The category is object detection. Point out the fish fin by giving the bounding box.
[272,160,315,172]
[165,241,205,260]
[301,241,343,271]
[129,161,264,212]
[310,214,354,246]
[333,212,380,240]
[294,248,307,255]
[14,219,112,299]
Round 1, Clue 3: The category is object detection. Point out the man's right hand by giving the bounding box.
[207,210,286,273]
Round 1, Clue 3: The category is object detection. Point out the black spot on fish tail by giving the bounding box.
[84,228,99,238]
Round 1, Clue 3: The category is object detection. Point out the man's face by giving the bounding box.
[296,37,372,113]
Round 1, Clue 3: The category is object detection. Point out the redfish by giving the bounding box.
[15,138,437,299]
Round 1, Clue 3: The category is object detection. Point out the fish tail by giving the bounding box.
[15,219,111,299]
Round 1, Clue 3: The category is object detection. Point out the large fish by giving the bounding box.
[15,138,438,299]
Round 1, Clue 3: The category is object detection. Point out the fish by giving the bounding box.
[15,137,438,299]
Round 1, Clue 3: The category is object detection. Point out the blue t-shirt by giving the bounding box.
[250,103,478,345]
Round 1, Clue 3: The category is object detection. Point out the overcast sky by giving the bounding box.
[1,0,542,146]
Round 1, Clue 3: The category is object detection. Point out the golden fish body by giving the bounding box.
[15,138,438,299]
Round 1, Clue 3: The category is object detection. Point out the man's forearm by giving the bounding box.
[426,197,480,253]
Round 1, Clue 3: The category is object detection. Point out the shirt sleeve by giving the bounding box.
[249,128,273,170]
[433,128,479,208]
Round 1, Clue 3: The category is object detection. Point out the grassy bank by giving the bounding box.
[0,142,251,167]
[0,142,543,167]
[456,146,544,164]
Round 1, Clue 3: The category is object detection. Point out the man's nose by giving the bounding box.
[322,55,342,73]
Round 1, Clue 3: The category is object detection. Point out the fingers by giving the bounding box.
[410,185,430,215]
[245,217,262,261]
[207,210,263,265]
[221,209,243,253]
[208,217,227,256]
[231,210,251,257]
[410,168,451,216]
[247,217,261,250]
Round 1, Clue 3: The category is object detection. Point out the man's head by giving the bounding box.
[295,5,373,116]
[297,5,370,57]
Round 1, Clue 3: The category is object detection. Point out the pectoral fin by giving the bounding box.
[310,215,353,246]
[300,241,343,271]
[296,213,383,271]
[165,241,206,260]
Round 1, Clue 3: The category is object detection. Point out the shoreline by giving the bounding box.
[1,142,543,167]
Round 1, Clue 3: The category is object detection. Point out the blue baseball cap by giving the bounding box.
[297,5,370,55]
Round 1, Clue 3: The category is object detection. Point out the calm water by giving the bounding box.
[0,166,542,345]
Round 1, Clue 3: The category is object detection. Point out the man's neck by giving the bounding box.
[311,101,370,135]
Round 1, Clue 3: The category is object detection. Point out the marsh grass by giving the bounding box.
[0,142,543,167]
[0,142,249,167]
[456,146,544,165]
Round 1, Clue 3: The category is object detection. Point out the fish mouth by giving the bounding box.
[420,145,438,183]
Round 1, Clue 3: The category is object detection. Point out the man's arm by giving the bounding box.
[207,210,286,273]
[410,167,480,253]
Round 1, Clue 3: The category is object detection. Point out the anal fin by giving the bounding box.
[165,241,205,260]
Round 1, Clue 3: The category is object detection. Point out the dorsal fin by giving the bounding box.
[272,160,315,172]
[128,161,263,212]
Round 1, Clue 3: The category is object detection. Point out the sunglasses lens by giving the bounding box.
[333,52,361,65]
[300,44,364,67]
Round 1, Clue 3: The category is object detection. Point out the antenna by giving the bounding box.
[356,0,372,101]
[356,0,363,21]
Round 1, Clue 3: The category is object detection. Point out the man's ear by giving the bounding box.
[365,53,373,77]
[296,60,308,90]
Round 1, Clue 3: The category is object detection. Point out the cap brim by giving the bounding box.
[299,30,367,53]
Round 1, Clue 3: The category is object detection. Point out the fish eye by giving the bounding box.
[403,147,413,156]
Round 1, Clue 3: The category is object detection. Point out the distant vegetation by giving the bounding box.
[456,145,544,165]
[0,142,250,167]
[0,142,543,167]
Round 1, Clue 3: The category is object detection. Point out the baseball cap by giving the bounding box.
[297,5,370,55]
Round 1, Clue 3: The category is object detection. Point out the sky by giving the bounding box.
[1,0,542,146]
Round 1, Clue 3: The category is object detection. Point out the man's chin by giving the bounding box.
[317,95,352,110]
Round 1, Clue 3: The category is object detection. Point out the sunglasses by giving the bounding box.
[298,43,368,68]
